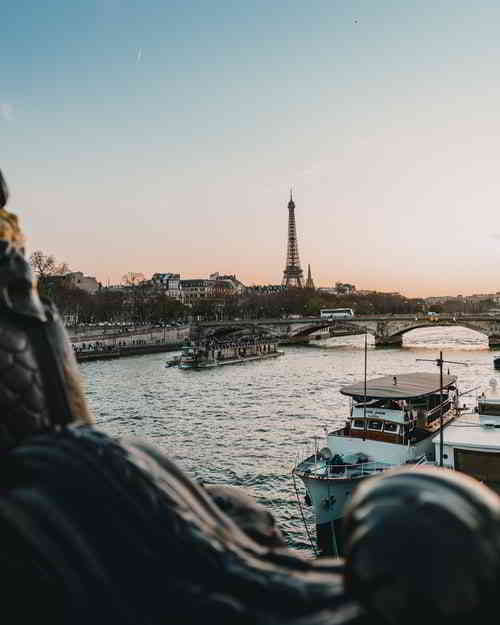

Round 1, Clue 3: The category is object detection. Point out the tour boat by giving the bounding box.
[293,371,458,556]
[178,337,283,370]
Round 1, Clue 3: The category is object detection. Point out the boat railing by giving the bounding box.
[297,458,396,479]
[406,454,430,467]
[426,398,451,418]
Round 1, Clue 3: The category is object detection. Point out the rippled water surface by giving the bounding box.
[82,327,499,553]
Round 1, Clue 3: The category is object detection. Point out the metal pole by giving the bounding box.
[439,350,443,467]
[416,352,467,468]
[363,330,367,441]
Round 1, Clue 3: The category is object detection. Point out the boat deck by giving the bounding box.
[295,453,429,481]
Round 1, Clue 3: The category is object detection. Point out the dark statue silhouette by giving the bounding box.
[0,169,499,624]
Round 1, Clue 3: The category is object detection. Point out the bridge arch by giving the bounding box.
[191,323,281,341]
[375,321,500,348]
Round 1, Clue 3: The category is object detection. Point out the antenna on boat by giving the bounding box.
[363,329,368,441]
[416,351,467,468]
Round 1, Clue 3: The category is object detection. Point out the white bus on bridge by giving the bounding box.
[320,308,354,320]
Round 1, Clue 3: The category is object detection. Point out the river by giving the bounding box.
[81,326,499,554]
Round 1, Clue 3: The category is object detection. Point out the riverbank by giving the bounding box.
[76,342,183,363]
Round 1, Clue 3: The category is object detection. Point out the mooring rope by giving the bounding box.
[292,468,318,557]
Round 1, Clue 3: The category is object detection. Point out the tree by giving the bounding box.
[121,272,147,323]
[29,250,70,298]
[122,272,145,287]
[30,250,69,281]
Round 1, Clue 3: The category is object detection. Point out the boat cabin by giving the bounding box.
[435,395,500,493]
[335,372,458,446]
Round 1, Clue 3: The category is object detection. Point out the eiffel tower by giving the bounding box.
[282,191,303,288]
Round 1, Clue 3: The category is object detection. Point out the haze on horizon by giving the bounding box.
[3,0,500,299]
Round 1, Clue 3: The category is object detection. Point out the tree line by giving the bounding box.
[28,251,499,325]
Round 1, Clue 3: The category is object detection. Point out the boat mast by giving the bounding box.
[416,351,467,467]
[439,351,443,467]
[363,330,367,441]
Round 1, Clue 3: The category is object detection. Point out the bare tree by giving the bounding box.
[30,250,69,281]
[121,272,146,287]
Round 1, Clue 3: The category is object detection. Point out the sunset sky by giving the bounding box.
[3,1,500,297]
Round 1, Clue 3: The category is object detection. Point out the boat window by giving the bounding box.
[383,422,399,433]
[368,420,382,431]
[479,402,500,416]
[352,419,365,429]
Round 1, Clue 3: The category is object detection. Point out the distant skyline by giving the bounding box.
[4,1,500,297]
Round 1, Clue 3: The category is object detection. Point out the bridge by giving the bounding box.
[190,314,500,348]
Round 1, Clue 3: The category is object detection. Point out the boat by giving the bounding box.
[165,355,181,367]
[293,371,458,557]
[178,336,283,370]
[435,391,500,495]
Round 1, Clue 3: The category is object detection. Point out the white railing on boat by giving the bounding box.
[295,454,430,480]
[426,399,452,417]
[297,459,395,479]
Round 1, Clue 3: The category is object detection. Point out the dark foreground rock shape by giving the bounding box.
[0,426,365,625]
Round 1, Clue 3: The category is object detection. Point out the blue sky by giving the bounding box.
[3,0,500,295]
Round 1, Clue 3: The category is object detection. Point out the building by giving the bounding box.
[62,272,100,295]
[317,283,357,296]
[180,279,215,304]
[425,296,458,305]
[209,272,245,295]
[305,264,315,289]
[246,285,286,294]
[151,273,182,299]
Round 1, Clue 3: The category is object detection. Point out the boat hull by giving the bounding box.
[299,472,368,556]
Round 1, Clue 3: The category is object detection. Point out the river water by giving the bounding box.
[81,326,499,554]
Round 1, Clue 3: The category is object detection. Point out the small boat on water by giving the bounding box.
[293,371,458,556]
[165,355,181,367]
[178,337,283,370]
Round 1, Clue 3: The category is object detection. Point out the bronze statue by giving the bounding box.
[0,168,499,624]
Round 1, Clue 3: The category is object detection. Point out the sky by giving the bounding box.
[3,0,500,297]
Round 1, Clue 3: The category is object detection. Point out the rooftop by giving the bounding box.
[340,372,457,400]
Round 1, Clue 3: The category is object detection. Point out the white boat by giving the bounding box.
[165,355,181,367]
[293,371,458,556]
[178,338,283,370]
[435,393,500,495]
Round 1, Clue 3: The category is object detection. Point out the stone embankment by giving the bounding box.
[70,326,189,363]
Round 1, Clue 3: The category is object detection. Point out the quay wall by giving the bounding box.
[76,342,183,363]
[72,327,189,363]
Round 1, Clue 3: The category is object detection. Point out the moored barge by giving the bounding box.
[293,372,458,556]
